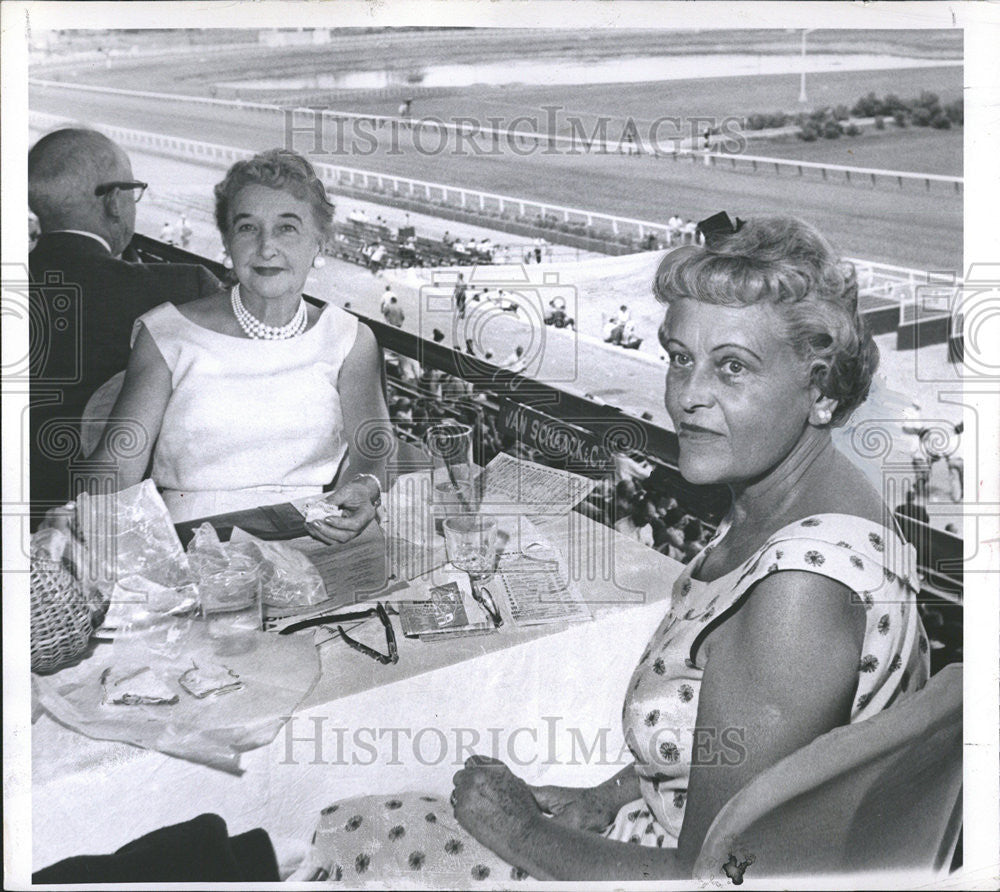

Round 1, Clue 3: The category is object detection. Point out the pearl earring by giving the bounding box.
[222,254,233,269]
[815,409,831,425]
[313,255,326,269]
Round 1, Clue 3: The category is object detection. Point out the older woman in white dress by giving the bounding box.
[88,149,391,541]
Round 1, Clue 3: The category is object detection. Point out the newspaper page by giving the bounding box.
[5,6,997,891]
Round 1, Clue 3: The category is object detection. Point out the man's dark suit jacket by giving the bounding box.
[29,231,222,524]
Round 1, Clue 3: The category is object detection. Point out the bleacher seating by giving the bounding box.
[327,220,500,270]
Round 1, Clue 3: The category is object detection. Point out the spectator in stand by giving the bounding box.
[612,450,652,488]
[397,353,421,383]
[177,213,193,249]
[367,241,386,275]
[442,230,454,246]
[28,128,222,523]
[615,493,657,548]
[534,237,545,263]
[656,506,688,561]
[681,219,698,244]
[545,296,574,330]
[603,304,632,346]
[159,220,176,245]
[380,287,405,328]
[680,517,704,563]
[619,317,643,350]
[389,396,413,425]
[499,345,527,374]
[667,214,683,247]
[453,272,468,320]
[478,238,493,261]
[348,207,368,226]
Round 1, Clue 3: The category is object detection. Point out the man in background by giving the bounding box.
[380,286,405,328]
[28,127,220,524]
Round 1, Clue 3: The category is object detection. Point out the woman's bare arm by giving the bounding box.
[89,325,171,489]
[455,571,866,880]
[337,322,393,485]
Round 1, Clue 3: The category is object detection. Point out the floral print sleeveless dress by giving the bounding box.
[292,513,929,883]
[603,512,930,849]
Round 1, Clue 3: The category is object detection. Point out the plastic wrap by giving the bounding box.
[76,481,198,632]
[32,620,321,773]
[229,528,326,610]
[187,522,264,614]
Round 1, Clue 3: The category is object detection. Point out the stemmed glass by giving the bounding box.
[442,515,503,628]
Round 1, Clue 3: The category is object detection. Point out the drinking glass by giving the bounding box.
[426,421,477,531]
[442,515,503,627]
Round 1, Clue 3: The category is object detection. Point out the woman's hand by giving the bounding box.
[305,479,378,545]
[37,503,76,537]
[530,783,622,834]
[451,755,544,864]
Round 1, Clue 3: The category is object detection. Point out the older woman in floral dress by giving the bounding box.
[294,215,929,883]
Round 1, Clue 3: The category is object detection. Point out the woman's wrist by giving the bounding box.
[598,766,640,810]
[350,473,382,506]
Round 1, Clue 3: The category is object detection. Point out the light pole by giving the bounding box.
[799,29,814,105]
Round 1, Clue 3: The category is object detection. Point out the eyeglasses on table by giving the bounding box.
[279,601,399,664]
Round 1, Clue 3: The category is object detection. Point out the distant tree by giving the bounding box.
[822,120,843,139]
[798,123,819,142]
[915,90,941,110]
[931,113,952,130]
[852,91,880,117]
[911,106,933,127]
[833,104,851,122]
[945,99,964,125]
[874,115,886,130]
[845,122,862,137]
[893,112,908,128]
[883,93,906,115]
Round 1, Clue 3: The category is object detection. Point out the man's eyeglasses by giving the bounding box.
[95,181,148,203]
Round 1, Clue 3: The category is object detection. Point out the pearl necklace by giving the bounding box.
[230,284,307,340]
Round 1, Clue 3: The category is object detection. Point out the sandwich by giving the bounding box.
[101,665,179,706]
[178,661,244,699]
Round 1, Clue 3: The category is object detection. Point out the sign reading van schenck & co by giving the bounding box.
[496,398,614,475]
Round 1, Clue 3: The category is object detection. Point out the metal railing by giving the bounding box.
[130,233,962,601]
[29,110,944,292]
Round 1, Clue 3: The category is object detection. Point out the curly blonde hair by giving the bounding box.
[653,216,878,426]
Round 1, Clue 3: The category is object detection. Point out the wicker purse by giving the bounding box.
[30,558,107,674]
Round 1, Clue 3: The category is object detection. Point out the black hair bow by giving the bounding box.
[696,211,745,240]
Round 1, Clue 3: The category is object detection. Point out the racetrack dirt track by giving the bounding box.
[30,82,962,273]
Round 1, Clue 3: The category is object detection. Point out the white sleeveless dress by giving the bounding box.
[136,301,358,522]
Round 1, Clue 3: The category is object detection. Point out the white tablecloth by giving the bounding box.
[31,514,681,870]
